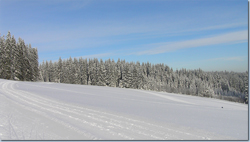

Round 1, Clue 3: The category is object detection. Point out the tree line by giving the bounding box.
[0,32,248,103]
[0,31,39,81]
[39,56,248,103]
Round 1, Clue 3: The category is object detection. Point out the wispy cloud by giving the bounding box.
[178,22,247,33]
[136,30,248,55]
[76,53,113,59]
[206,56,246,62]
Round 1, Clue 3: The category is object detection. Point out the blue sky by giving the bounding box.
[0,0,248,72]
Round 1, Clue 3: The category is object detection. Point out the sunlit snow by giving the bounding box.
[0,79,247,140]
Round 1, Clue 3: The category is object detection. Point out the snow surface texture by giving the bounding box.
[0,79,248,140]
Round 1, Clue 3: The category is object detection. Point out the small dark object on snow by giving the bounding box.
[221,107,223,108]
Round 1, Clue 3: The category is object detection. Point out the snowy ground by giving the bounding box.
[0,79,248,140]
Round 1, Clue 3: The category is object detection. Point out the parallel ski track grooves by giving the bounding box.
[18,82,206,139]
[1,81,99,140]
[1,80,208,140]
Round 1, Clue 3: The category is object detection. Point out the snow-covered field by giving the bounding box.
[0,79,248,140]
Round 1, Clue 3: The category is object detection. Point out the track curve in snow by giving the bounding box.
[0,79,248,140]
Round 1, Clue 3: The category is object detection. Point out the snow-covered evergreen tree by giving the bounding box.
[132,64,139,89]
[104,59,116,87]
[0,35,5,78]
[4,31,12,79]
[16,38,26,81]
[121,62,133,88]
[115,58,122,87]
[78,57,87,85]
[44,60,49,82]
[48,60,56,82]
[61,59,67,83]
[57,57,63,83]
[73,57,81,84]
[88,58,95,85]
[97,59,106,86]
[10,35,17,80]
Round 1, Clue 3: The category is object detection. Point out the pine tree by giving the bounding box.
[38,64,44,81]
[10,35,17,80]
[44,60,49,82]
[4,31,12,79]
[67,57,73,84]
[26,44,34,81]
[48,60,55,82]
[97,59,106,86]
[87,58,100,85]
[16,38,26,81]
[80,58,88,85]
[61,59,67,83]
[78,57,85,84]
[57,57,63,83]
[105,59,116,87]
[110,59,117,87]
[94,58,99,85]
[33,48,39,81]
[132,64,139,89]
[115,58,122,87]
[23,44,32,81]
[121,62,133,88]
[72,57,80,84]
[244,71,248,103]
[0,35,5,78]
[88,58,95,85]
[28,46,39,81]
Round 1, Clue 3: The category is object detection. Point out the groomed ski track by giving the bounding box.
[0,79,248,140]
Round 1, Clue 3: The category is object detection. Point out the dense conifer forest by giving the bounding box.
[0,32,248,103]
[39,57,248,103]
[0,31,39,81]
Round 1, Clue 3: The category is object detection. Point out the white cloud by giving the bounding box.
[20,20,247,54]
[136,30,248,55]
